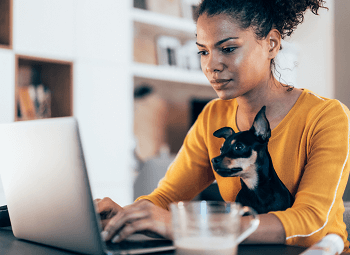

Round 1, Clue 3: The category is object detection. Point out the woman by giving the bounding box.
[97,0,350,250]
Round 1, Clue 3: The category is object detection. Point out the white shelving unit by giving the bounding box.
[132,8,196,33]
[0,0,134,207]
[131,4,219,200]
[132,62,209,85]
[131,6,210,87]
[131,4,217,157]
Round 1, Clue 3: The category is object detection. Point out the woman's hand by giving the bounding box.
[94,197,124,231]
[94,198,173,243]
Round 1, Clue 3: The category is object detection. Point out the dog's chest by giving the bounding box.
[238,161,259,190]
[236,175,294,214]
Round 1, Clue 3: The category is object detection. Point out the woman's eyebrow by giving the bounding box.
[196,37,239,48]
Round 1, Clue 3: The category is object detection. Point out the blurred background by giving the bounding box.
[0,0,349,206]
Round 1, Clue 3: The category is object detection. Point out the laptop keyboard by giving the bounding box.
[106,238,174,250]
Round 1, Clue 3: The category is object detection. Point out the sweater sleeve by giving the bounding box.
[135,105,215,210]
[270,100,350,247]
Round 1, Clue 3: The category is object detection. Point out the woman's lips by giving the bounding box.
[210,79,232,90]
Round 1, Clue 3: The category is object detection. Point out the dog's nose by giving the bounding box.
[211,157,219,164]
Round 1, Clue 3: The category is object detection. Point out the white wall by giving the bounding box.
[0,49,15,205]
[0,49,15,124]
[0,0,134,206]
[334,0,350,109]
[277,0,334,98]
[334,1,350,201]
[72,0,134,206]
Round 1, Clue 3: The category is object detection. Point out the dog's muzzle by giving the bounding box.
[211,156,243,177]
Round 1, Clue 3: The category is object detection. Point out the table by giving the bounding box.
[0,227,309,255]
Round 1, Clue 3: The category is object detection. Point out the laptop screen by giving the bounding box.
[0,117,175,255]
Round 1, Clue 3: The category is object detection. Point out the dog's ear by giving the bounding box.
[213,127,234,139]
[250,106,271,142]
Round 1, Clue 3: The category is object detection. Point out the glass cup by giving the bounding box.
[170,201,259,255]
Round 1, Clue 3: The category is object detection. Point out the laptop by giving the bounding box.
[0,117,175,255]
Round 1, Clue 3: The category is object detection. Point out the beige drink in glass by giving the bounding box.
[175,236,237,255]
[170,201,259,255]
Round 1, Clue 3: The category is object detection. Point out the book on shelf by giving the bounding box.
[156,35,181,66]
[18,86,36,120]
[134,0,147,10]
[33,84,51,119]
[17,65,51,121]
[18,84,51,121]
[155,36,200,70]
[177,39,201,70]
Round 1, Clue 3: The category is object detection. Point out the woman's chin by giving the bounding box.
[215,91,236,100]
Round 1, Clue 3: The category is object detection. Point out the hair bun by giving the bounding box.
[195,0,328,38]
[271,0,327,37]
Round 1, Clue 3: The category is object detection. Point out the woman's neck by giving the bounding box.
[235,81,302,131]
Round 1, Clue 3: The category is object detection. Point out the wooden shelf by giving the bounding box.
[132,62,209,86]
[15,55,73,121]
[0,0,12,49]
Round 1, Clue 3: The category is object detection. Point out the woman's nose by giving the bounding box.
[205,52,224,73]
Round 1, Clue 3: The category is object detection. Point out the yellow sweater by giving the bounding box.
[137,89,350,250]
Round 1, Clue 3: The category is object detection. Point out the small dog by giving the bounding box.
[211,106,294,214]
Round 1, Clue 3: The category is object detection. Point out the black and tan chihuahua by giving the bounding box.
[211,106,294,214]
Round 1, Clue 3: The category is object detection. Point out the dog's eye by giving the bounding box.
[234,143,244,151]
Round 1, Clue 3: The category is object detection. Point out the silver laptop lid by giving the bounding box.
[0,117,105,255]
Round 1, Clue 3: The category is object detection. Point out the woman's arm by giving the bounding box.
[269,100,350,247]
[135,105,217,209]
[96,198,172,243]
[96,104,220,242]
[97,198,287,244]
[242,213,286,244]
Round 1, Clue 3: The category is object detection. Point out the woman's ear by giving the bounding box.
[267,29,281,59]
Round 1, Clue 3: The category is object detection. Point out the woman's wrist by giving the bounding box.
[241,213,286,244]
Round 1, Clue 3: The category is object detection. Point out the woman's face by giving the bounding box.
[196,13,272,100]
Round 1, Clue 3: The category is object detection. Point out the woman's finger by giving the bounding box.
[112,210,173,243]
[94,198,101,204]
[102,207,150,241]
[95,197,123,218]
[100,218,112,229]
[112,218,157,243]
[110,204,172,242]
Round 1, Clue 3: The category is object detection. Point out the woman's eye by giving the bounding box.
[197,50,208,56]
[222,47,236,53]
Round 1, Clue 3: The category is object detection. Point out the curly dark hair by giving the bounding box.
[194,0,328,39]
